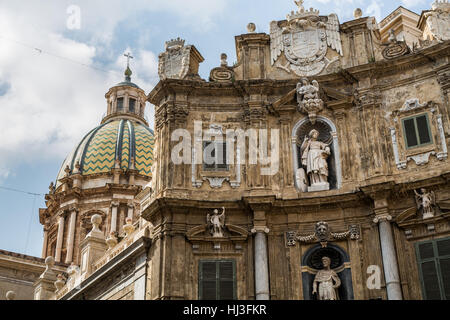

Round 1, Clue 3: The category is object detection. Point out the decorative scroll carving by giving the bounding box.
[382,29,411,60]
[270,1,343,77]
[210,53,234,82]
[286,221,360,247]
[204,177,228,188]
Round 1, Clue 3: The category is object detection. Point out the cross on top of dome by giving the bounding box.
[124,52,134,82]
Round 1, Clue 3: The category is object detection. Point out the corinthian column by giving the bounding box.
[373,211,403,300]
[251,226,270,300]
[65,207,78,264]
[55,215,65,263]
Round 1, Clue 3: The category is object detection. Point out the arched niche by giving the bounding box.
[292,116,342,191]
[301,243,354,300]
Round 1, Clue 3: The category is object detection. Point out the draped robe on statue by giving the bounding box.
[313,269,341,300]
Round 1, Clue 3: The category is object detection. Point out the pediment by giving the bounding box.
[270,85,353,112]
[186,224,248,241]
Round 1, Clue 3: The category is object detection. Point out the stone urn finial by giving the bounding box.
[45,256,55,270]
[91,214,102,232]
[5,291,16,300]
[123,217,135,237]
[247,22,256,33]
[354,8,363,19]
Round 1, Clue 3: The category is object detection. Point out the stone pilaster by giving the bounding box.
[55,214,65,263]
[110,201,120,233]
[41,228,48,259]
[65,207,78,264]
[127,202,135,220]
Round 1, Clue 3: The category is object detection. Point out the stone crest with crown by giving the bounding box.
[270,0,343,76]
[158,37,204,80]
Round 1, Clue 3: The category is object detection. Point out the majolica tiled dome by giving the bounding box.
[55,119,154,186]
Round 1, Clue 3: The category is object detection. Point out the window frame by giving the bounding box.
[202,141,229,172]
[401,112,433,150]
[415,237,450,300]
[198,259,236,300]
[129,97,136,113]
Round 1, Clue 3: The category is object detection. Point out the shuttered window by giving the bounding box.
[203,141,228,171]
[199,260,236,300]
[402,113,433,149]
[416,238,450,300]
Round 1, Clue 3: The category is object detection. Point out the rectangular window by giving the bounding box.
[402,113,433,149]
[416,237,450,300]
[199,260,236,300]
[203,141,228,171]
[129,98,136,112]
[117,97,124,111]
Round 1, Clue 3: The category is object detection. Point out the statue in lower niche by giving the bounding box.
[207,207,226,238]
[312,256,341,300]
[301,129,331,191]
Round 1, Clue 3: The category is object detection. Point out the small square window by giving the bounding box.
[402,113,433,149]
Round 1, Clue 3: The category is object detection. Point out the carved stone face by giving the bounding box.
[315,221,329,241]
[420,188,426,193]
[322,257,331,268]
[309,129,319,140]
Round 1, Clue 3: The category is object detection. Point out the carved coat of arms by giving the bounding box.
[158,38,191,80]
[270,1,343,77]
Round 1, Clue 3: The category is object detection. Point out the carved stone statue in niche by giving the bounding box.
[297,79,323,124]
[415,188,437,219]
[301,129,331,191]
[207,207,226,238]
[312,256,341,300]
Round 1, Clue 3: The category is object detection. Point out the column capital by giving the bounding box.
[127,201,135,209]
[251,227,270,234]
[373,213,392,224]
[111,201,120,207]
[68,206,79,213]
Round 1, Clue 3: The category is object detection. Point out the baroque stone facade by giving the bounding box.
[1,1,450,301]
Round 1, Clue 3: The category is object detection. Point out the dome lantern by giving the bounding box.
[103,52,148,125]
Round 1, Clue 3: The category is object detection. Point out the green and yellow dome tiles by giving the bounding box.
[55,119,154,186]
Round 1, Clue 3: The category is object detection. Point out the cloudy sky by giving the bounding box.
[0,0,432,257]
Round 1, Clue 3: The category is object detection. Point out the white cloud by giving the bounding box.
[401,0,427,7]
[0,0,228,182]
[366,0,384,22]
